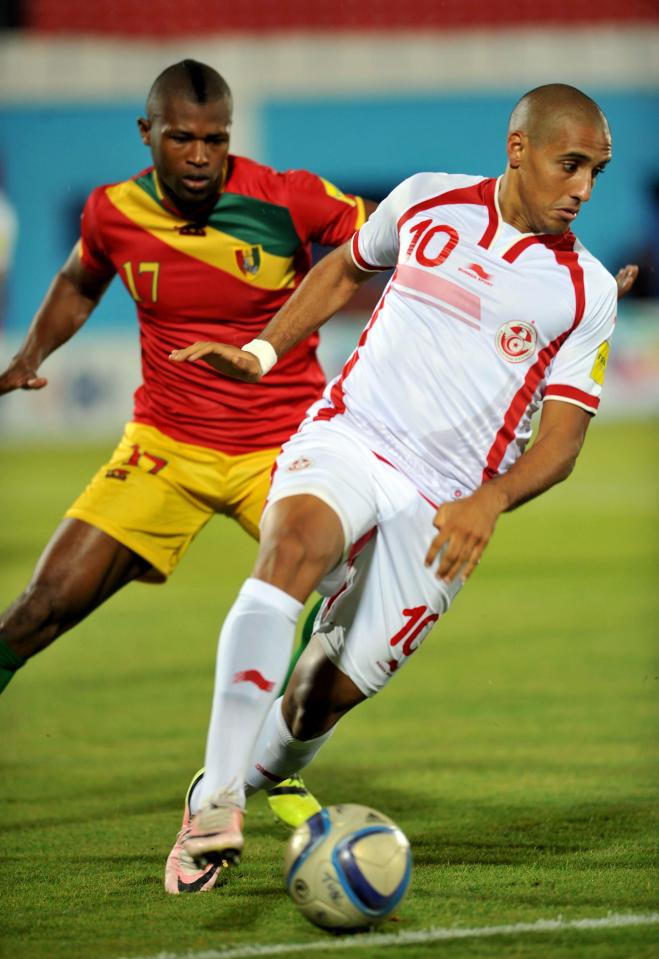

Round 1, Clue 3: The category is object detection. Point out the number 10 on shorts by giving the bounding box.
[386,605,439,673]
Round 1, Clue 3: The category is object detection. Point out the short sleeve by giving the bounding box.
[284,169,366,247]
[79,188,116,279]
[544,270,617,415]
[350,175,426,272]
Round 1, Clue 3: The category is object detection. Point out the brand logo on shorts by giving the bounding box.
[105,468,129,481]
[288,457,312,471]
[495,321,537,363]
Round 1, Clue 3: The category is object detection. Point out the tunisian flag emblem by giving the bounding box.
[235,245,262,277]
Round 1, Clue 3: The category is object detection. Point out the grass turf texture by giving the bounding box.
[1,420,657,959]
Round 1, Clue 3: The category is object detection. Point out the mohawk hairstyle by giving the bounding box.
[146,60,232,119]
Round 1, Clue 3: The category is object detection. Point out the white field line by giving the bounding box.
[118,912,659,959]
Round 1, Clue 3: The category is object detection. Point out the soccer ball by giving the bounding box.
[283,803,412,931]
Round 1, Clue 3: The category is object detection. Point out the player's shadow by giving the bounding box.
[304,762,653,871]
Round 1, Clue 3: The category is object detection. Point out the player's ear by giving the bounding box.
[137,117,152,146]
[507,131,525,170]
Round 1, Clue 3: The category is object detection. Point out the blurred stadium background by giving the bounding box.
[0,0,657,439]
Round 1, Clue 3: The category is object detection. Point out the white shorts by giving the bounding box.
[263,419,464,696]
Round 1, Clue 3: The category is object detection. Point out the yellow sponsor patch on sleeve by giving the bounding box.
[320,177,357,208]
[590,340,610,385]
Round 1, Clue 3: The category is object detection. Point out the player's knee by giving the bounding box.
[257,524,336,584]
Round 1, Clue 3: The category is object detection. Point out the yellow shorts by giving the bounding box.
[66,422,279,581]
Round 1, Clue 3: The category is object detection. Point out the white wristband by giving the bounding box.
[241,338,278,375]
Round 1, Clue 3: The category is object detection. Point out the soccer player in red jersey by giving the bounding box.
[0,61,375,888]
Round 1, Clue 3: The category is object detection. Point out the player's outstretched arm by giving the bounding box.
[425,400,592,584]
[0,244,112,395]
[170,243,370,380]
[615,263,639,300]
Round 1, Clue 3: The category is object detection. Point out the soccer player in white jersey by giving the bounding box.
[167,83,631,879]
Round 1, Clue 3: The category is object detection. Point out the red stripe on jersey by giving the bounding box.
[504,230,577,263]
[482,242,586,481]
[351,231,391,271]
[503,236,545,262]
[544,384,599,411]
[477,178,499,249]
[397,178,496,234]
[395,263,481,322]
[396,288,480,331]
[314,275,395,423]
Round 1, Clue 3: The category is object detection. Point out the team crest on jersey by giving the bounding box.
[288,457,312,471]
[235,245,262,277]
[495,321,537,363]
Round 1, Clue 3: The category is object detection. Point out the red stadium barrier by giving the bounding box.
[26,0,659,36]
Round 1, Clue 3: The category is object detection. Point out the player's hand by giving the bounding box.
[0,357,48,395]
[168,341,263,382]
[425,485,506,584]
[615,264,639,300]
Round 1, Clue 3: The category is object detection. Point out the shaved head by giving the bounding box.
[500,83,612,235]
[509,84,609,145]
[146,60,232,121]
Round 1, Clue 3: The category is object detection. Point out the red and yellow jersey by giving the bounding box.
[79,155,366,453]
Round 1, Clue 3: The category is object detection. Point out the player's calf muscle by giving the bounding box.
[283,641,366,739]
[0,581,69,657]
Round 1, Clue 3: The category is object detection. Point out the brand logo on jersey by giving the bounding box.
[177,223,207,236]
[288,457,312,471]
[495,321,537,363]
[459,262,493,286]
[590,340,610,385]
[235,245,262,277]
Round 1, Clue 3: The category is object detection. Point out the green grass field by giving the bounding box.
[1,420,657,959]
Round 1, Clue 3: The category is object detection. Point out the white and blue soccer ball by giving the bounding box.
[284,803,412,931]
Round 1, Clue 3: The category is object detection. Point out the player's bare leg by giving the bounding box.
[281,635,366,740]
[182,495,344,867]
[0,518,151,690]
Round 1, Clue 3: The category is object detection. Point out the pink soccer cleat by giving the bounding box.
[165,769,225,894]
[182,788,244,866]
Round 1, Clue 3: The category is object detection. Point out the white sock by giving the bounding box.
[199,578,302,808]
[189,698,334,813]
[244,697,334,795]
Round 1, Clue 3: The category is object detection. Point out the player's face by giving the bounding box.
[139,95,232,213]
[510,118,611,235]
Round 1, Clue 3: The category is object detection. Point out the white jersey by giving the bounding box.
[305,172,617,505]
